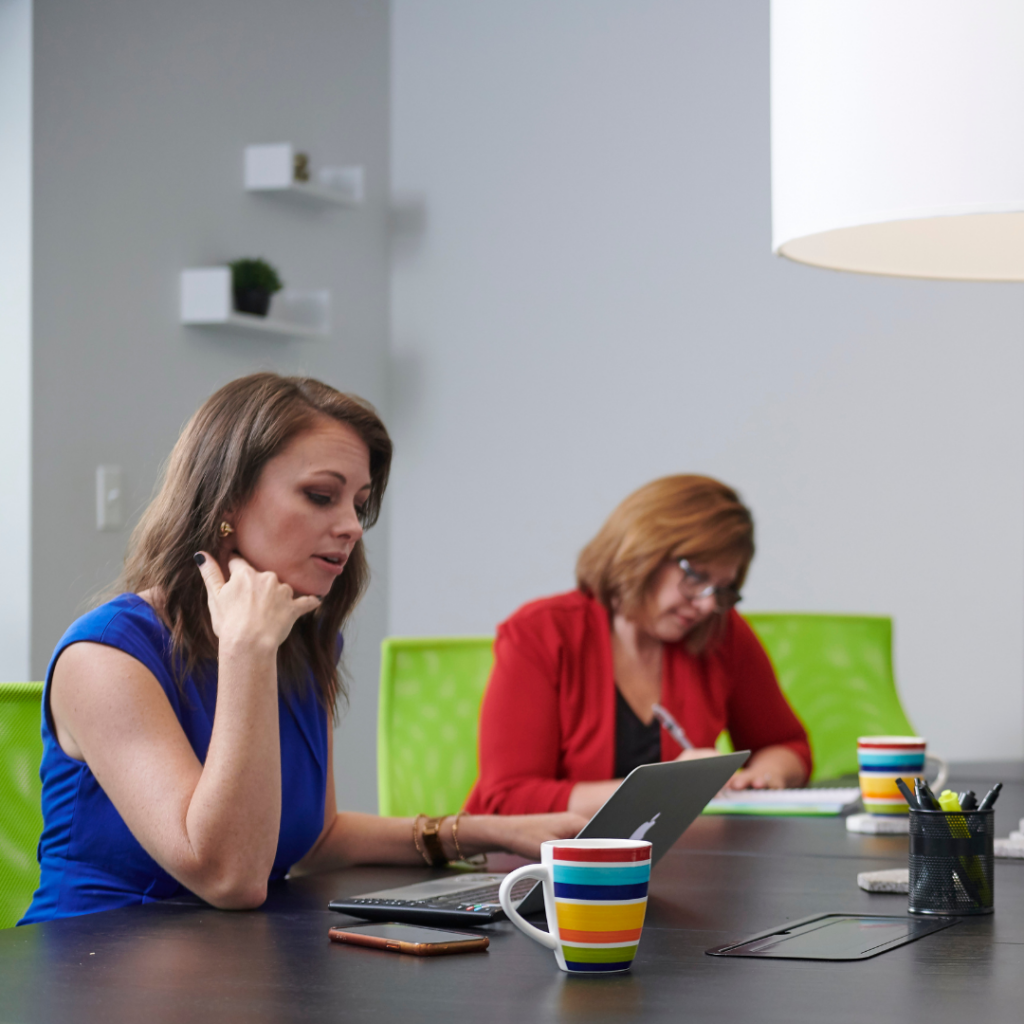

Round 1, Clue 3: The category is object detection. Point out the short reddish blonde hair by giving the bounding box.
[575,475,754,651]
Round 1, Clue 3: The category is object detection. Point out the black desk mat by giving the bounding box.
[706,912,958,961]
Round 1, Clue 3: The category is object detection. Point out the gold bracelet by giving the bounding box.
[451,811,488,866]
[412,813,431,866]
[451,811,467,862]
[421,815,450,867]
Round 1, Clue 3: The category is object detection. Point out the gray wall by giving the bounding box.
[0,0,31,682]
[26,0,1024,813]
[390,0,1024,761]
[32,0,390,811]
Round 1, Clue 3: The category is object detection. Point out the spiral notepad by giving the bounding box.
[704,788,861,816]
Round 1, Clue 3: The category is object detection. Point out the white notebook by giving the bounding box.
[704,787,861,816]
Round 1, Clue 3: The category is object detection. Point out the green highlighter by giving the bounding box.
[938,789,991,907]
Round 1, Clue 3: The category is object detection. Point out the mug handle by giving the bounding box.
[926,754,948,794]
[498,864,559,951]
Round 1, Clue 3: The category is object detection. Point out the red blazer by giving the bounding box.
[464,590,811,815]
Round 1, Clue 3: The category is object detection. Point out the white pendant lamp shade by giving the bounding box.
[771,1,1024,281]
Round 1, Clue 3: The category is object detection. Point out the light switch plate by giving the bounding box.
[96,465,123,531]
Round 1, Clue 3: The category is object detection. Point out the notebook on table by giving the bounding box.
[328,750,750,928]
[703,787,861,816]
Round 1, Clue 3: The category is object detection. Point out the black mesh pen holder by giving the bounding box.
[908,807,994,916]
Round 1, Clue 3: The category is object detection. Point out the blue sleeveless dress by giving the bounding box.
[19,593,329,924]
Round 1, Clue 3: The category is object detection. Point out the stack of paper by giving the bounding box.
[704,787,862,816]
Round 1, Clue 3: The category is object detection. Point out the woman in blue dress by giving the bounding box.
[21,373,582,923]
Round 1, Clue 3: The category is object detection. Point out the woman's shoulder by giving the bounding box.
[499,589,604,641]
[44,594,184,721]
[700,609,770,669]
[719,608,757,642]
[503,588,600,621]
[53,593,171,668]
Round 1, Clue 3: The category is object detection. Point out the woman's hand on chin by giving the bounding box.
[194,552,321,654]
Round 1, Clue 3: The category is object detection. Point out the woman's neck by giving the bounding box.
[610,611,663,722]
[611,612,660,659]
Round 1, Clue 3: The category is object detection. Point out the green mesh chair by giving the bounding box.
[0,682,44,928]
[741,613,915,781]
[377,638,494,817]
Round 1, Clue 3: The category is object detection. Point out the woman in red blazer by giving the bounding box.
[465,475,811,818]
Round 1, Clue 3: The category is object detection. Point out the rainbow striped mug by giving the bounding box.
[498,838,650,974]
[858,736,948,814]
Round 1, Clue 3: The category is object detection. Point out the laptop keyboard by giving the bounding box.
[344,877,536,913]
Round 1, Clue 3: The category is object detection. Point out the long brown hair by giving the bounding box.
[575,475,754,653]
[121,373,392,711]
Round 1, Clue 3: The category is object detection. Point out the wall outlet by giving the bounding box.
[96,465,123,531]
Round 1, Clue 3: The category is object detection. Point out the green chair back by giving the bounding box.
[742,613,915,781]
[377,638,494,817]
[0,682,44,928]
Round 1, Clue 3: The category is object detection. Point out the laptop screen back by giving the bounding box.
[516,751,750,914]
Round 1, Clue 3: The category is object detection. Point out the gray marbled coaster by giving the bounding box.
[857,868,909,893]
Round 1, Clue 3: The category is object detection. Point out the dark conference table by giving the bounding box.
[2,765,1022,1024]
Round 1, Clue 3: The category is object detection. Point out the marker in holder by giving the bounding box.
[908,807,994,915]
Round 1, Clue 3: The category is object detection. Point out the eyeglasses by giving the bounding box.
[677,558,741,611]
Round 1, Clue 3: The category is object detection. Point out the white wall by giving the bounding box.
[0,0,31,682]
[390,0,1024,761]
[32,0,390,811]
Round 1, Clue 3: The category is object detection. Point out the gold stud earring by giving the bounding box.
[219,521,234,537]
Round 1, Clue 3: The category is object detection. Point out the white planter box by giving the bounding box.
[244,143,364,206]
[180,267,330,339]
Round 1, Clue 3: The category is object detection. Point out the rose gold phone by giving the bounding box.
[328,922,489,957]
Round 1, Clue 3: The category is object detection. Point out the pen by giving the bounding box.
[915,778,939,810]
[651,703,695,751]
[919,778,942,811]
[895,777,919,809]
[959,790,978,811]
[979,782,1003,811]
[938,790,991,907]
[910,778,940,903]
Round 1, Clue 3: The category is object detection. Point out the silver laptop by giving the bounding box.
[328,751,750,926]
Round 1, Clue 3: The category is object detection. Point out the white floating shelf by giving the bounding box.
[180,267,330,339]
[244,143,364,206]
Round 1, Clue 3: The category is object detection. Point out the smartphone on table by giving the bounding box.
[328,921,489,957]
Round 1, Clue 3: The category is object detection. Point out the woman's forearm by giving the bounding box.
[295,812,513,870]
[298,812,427,870]
[567,779,621,818]
[293,810,587,874]
[175,551,322,906]
[181,641,282,906]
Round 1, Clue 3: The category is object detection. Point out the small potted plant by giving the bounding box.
[229,257,284,317]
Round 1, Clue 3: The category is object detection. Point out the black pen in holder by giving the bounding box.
[908,807,994,916]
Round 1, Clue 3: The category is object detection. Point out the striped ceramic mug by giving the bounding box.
[498,838,651,974]
[857,736,948,814]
